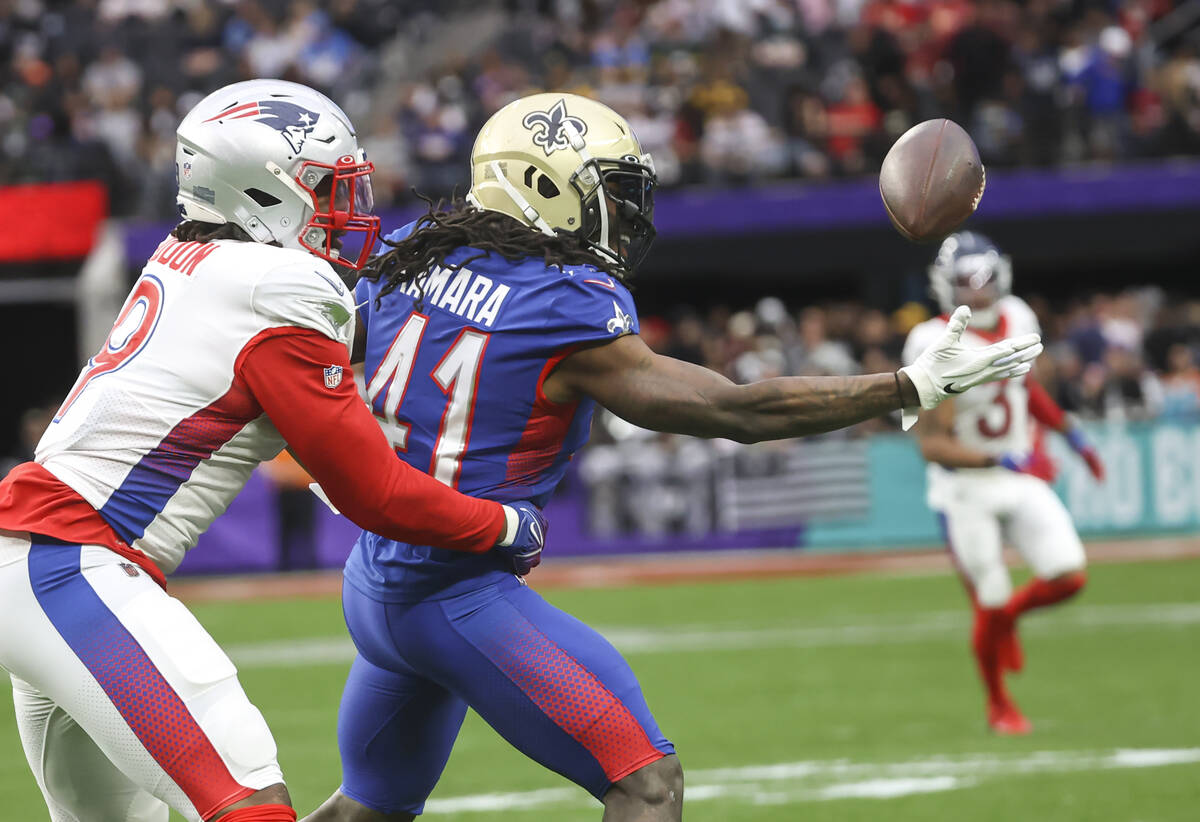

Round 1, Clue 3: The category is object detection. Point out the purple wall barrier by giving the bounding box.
[124,160,1200,267]
[180,470,279,573]
[175,465,805,576]
[175,442,821,577]
[181,471,365,574]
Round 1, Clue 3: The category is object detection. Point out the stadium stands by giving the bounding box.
[3,0,1199,215]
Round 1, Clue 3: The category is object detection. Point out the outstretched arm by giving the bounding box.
[547,306,1040,443]
[545,333,917,443]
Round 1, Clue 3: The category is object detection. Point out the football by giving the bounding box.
[879,119,986,243]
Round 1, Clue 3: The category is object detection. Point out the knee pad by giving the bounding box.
[199,689,281,788]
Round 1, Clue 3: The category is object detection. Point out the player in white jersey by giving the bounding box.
[0,79,545,822]
[902,231,1106,735]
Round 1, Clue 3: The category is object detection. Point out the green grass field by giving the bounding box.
[2,557,1198,820]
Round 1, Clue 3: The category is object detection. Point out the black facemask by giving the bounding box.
[572,156,657,276]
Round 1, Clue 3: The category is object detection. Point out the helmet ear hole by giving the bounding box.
[522,164,561,199]
[536,174,560,199]
[244,188,282,207]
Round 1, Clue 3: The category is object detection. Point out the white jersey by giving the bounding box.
[903,296,1042,502]
[35,236,356,574]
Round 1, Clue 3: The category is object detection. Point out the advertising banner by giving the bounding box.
[182,422,1198,574]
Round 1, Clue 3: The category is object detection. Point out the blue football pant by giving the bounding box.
[337,575,674,815]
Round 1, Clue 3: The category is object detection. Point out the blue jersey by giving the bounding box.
[344,225,639,600]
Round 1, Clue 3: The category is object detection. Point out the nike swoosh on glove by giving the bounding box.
[496,501,547,576]
[899,306,1043,430]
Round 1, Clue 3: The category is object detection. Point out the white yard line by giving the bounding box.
[422,747,1200,814]
[225,602,1200,668]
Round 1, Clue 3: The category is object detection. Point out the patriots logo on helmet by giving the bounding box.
[204,100,321,154]
[522,99,587,157]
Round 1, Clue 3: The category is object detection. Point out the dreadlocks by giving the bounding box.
[362,196,629,308]
[171,221,254,243]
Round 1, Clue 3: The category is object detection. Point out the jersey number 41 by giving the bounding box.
[365,312,489,488]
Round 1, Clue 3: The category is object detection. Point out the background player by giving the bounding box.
[903,231,1107,735]
[0,79,544,822]
[304,93,1042,822]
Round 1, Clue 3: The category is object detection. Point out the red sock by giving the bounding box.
[212,805,296,822]
[972,607,1013,708]
[1004,572,1086,619]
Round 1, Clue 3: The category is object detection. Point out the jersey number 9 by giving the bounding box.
[55,275,165,422]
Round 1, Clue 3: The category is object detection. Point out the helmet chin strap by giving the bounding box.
[260,160,319,246]
[561,121,621,266]
[488,161,555,236]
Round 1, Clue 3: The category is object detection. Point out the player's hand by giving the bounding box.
[496,501,547,576]
[900,306,1042,415]
[997,451,1058,483]
[1065,426,1105,481]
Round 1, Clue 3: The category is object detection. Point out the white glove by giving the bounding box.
[898,305,1042,431]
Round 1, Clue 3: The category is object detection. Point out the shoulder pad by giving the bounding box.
[252,255,356,349]
[1000,295,1041,335]
[550,267,639,343]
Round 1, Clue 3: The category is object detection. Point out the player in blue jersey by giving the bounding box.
[303,94,1043,822]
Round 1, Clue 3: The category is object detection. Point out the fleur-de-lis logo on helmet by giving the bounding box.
[521,99,588,157]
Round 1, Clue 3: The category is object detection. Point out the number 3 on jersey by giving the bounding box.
[55,275,165,421]
[366,312,489,488]
[976,381,1013,439]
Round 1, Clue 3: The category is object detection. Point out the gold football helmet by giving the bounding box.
[468,93,658,274]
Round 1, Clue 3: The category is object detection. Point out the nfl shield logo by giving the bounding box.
[182,160,192,180]
[323,365,343,389]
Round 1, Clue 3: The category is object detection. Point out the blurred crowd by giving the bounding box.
[614,286,1200,441]
[3,0,1200,216]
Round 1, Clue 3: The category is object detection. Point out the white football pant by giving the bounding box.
[0,534,283,821]
[934,471,1086,608]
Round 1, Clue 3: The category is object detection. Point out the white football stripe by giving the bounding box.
[421,747,1200,814]
[224,602,1200,668]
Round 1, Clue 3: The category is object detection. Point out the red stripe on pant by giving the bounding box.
[482,613,664,782]
[28,543,255,819]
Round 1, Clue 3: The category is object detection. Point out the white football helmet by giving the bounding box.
[468,93,658,275]
[929,231,1012,329]
[175,79,379,269]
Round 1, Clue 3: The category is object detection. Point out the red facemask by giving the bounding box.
[295,154,380,270]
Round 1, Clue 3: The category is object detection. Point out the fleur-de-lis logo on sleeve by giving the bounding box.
[521,99,588,156]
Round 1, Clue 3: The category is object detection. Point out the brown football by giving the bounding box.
[879,119,986,243]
